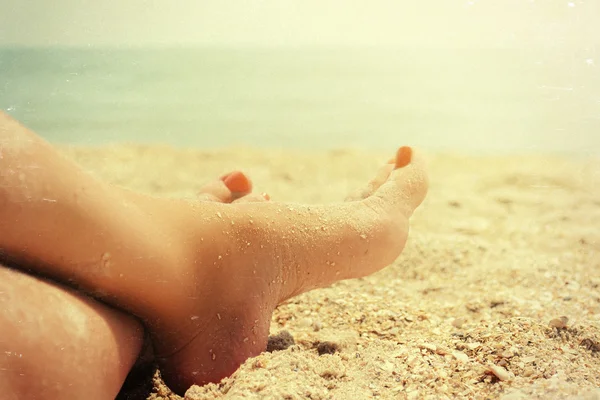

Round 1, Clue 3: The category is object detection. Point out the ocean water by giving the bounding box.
[0,47,598,154]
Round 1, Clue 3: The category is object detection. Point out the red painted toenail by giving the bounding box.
[262,192,271,200]
[223,172,251,193]
[395,146,412,169]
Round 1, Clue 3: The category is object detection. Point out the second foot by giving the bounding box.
[149,146,428,393]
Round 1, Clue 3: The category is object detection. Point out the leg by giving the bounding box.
[0,263,143,400]
[0,147,263,399]
[0,112,428,394]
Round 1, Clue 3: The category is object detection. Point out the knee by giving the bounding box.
[0,266,144,400]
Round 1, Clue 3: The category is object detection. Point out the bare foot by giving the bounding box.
[148,146,428,393]
[120,169,269,353]
[0,113,426,394]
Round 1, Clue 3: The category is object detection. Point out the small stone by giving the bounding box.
[467,342,481,350]
[501,349,514,358]
[266,330,295,352]
[419,343,437,352]
[549,316,568,329]
[488,364,512,381]
[522,367,534,377]
[313,320,323,331]
[435,347,449,356]
[580,338,600,352]
[452,350,469,363]
[317,341,340,355]
[452,318,466,329]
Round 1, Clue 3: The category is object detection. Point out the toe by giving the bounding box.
[366,146,428,218]
[197,171,253,203]
[221,171,253,197]
[345,163,395,201]
[196,180,234,202]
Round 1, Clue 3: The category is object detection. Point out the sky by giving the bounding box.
[0,0,598,48]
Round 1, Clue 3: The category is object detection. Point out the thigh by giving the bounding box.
[0,264,144,400]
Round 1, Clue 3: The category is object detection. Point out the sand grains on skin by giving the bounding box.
[64,145,600,400]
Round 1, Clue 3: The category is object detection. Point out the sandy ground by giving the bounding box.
[65,145,600,400]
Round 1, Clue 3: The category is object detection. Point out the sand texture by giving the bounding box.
[65,145,600,400]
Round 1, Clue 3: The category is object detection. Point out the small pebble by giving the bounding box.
[418,343,437,352]
[267,331,295,352]
[313,320,323,331]
[466,342,481,350]
[452,318,466,329]
[501,349,514,358]
[317,341,340,355]
[549,316,569,329]
[488,364,511,381]
[522,367,534,377]
[452,350,469,363]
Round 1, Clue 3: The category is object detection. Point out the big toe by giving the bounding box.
[197,171,253,202]
[365,146,428,218]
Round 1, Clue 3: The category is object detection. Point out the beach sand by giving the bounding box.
[65,145,600,400]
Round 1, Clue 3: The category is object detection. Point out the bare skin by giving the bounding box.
[0,264,144,400]
[0,112,428,394]
[0,171,267,400]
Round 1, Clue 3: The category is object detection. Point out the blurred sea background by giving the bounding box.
[1,1,599,155]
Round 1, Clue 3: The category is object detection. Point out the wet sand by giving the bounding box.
[65,145,600,400]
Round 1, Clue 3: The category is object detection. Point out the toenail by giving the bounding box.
[262,192,271,200]
[395,146,413,169]
[224,172,251,193]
